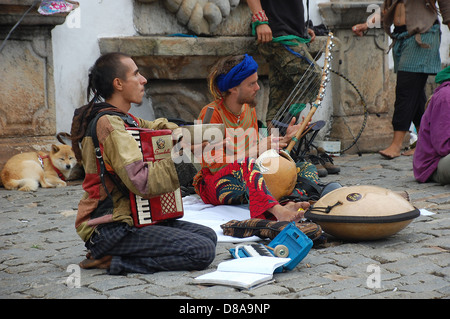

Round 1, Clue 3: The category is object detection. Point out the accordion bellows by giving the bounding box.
[305,185,420,241]
[127,128,183,227]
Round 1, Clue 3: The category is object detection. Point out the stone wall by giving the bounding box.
[105,0,420,154]
[0,0,70,182]
[319,0,400,153]
[319,0,445,152]
[101,0,334,131]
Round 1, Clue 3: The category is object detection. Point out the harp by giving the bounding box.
[257,33,335,200]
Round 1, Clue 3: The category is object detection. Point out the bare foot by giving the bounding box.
[268,201,310,222]
[284,201,310,212]
[79,255,112,269]
[402,148,415,156]
[379,145,401,159]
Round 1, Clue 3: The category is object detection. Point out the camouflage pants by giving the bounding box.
[258,41,322,123]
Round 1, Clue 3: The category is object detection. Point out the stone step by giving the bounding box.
[99,35,331,79]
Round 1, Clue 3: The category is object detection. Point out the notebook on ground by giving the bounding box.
[194,256,290,290]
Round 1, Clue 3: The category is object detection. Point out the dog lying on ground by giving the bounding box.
[1,144,77,191]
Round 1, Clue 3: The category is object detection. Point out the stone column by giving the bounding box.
[319,0,399,154]
[0,0,70,176]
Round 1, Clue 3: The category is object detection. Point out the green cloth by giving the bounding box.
[435,65,450,84]
[251,21,311,46]
[251,21,269,36]
[289,103,306,115]
[272,35,311,46]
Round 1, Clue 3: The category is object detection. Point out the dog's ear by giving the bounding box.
[51,144,60,153]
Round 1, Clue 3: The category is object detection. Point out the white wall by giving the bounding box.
[439,21,450,65]
[52,0,138,134]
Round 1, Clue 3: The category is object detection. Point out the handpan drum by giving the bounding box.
[304,185,420,241]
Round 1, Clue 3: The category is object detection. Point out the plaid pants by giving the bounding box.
[86,220,217,275]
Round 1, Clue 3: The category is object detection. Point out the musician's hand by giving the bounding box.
[352,23,368,36]
[283,117,300,143]
[307,28,316,42]
[258,135,285,154]
[181,138,229,163]
[283,116,311,144]
[256,23,272,43]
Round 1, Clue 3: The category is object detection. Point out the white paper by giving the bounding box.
[181,195,260,242]
[194,257,290,289]
[419,208,435,216]
[217,256,290,275]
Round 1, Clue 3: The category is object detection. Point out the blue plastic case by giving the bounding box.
[229,222,313,272]
[267,222,313,271]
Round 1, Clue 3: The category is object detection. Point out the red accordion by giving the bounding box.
[127,128,183,227]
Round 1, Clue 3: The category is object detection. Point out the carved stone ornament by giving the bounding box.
[138,0,241,34]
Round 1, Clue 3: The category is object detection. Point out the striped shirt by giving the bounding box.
[392,24,441,74]
[196,99,259,174]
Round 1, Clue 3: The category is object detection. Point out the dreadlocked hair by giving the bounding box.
[207,55,245,100]
[70,52,131,161]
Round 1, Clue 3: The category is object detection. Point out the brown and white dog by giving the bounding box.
[1,144,77,191]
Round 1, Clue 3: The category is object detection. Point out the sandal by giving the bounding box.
[317,147,340,174]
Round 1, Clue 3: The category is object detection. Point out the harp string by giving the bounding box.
[265,40,327,136]
[285,33,335,153]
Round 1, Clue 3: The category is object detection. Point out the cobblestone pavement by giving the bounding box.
[0,153,449,302]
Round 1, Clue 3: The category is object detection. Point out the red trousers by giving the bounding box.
[194,158,278,219]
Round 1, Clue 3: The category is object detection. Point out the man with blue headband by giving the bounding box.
[192,55,317,223]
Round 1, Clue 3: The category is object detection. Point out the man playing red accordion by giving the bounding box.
[70,52,217,274]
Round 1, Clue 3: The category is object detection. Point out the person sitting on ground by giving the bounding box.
[192,54,315,222]
[70,52,217,274]
[413,65,450,185]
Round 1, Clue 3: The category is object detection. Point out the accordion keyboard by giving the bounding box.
[240,244,273,257]
[135,195,152,224]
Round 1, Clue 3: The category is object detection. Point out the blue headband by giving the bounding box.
[216,54,259,92]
